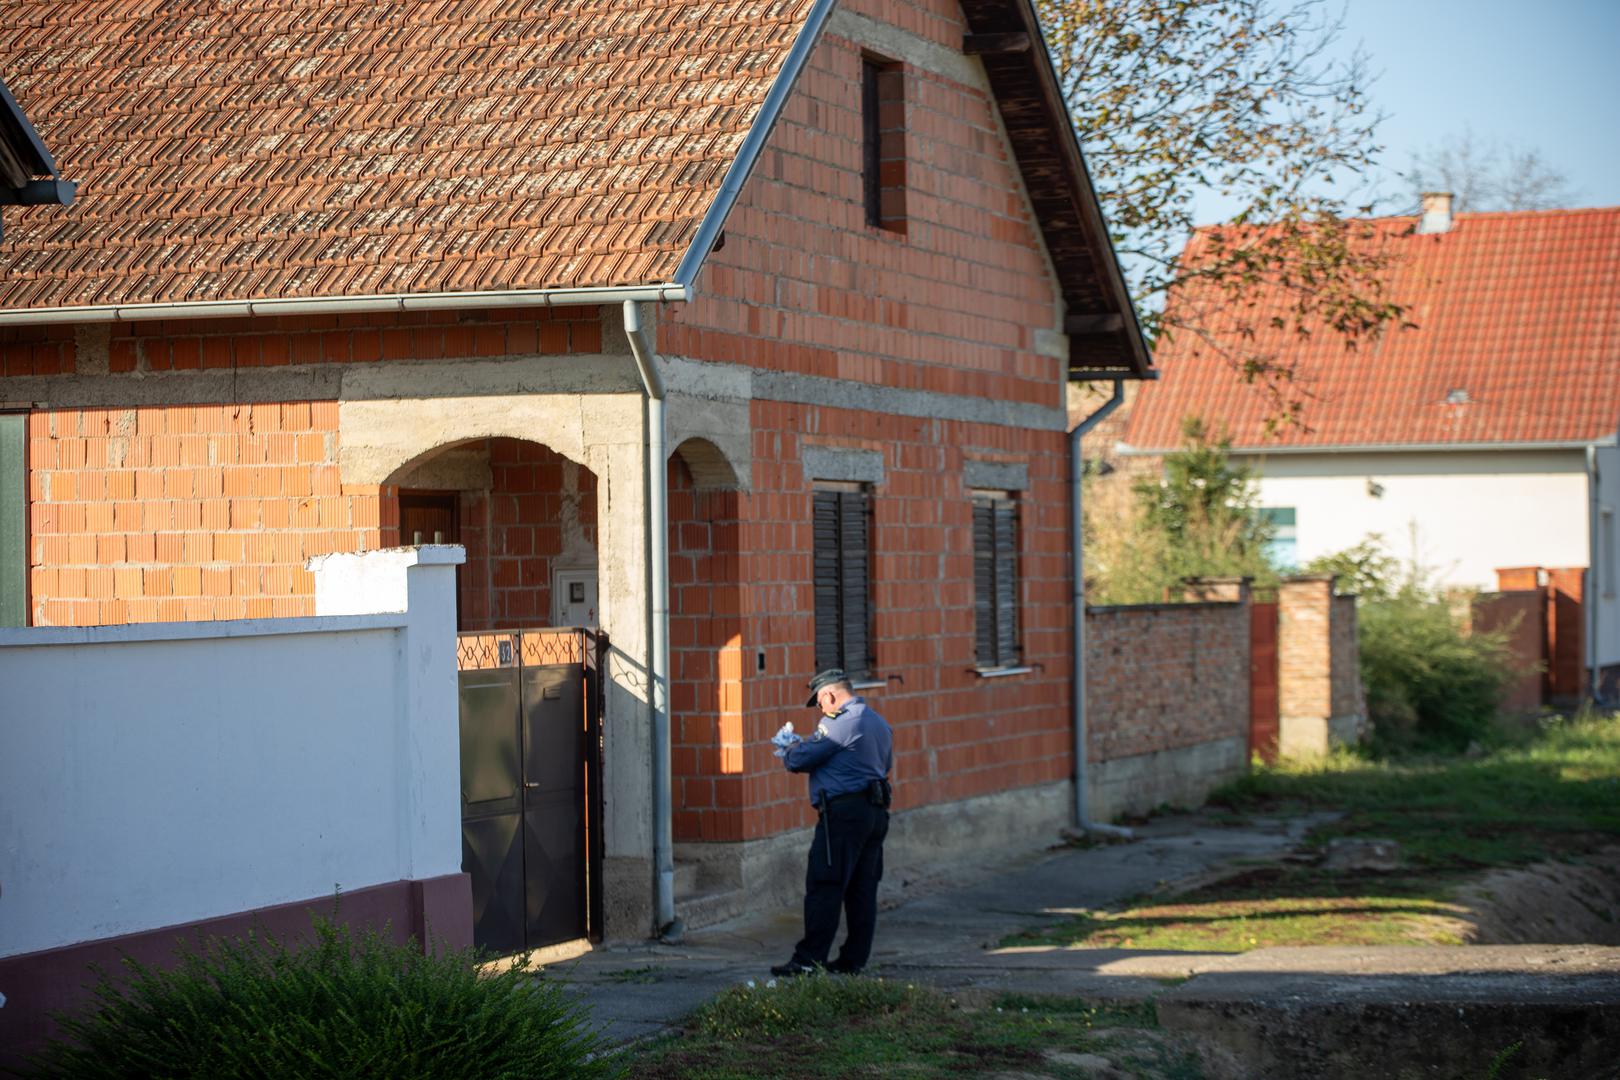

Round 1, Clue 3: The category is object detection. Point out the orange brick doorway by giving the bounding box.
[386,437,599,633]
[667,438,746,848]
[386,436,603,954]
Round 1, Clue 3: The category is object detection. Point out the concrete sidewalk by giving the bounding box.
[545,809,1620,1076]
[545,811,1323,1043]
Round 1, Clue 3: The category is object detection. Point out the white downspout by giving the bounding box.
[1588,444,1602,704]
[1070,380,1132,840]
[623,300,676,936]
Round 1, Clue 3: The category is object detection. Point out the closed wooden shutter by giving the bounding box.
[839,490,870,678]
[813,491,842,672]
[994,500,1019,666]
[973,495,1020,668]
[973,501,995,665]
[812,488,872,678]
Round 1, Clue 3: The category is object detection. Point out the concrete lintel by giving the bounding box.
[964,458,1029,492]
[803,445,885,484]
[825,8,981,85]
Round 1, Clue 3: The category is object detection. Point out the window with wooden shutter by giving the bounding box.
[813,486,872,679]
[972,492,1019,669]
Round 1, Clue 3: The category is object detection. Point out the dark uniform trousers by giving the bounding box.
[791,792,890,970]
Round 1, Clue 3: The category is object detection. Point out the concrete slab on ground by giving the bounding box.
[547,812,1321,1044]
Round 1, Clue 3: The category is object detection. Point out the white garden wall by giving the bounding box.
[0,546,464,959]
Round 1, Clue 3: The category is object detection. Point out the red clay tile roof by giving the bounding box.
[0,0,818,310]
[1123,206,1620,450]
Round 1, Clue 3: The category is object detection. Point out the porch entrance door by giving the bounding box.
[456,630,605,954]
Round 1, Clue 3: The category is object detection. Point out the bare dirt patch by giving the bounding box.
[1458,844,1620,945]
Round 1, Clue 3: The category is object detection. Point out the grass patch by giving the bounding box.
[1007,871,1468,952]
[1214,710,1620,869]
[1008,712,1620,954]
[624,976,1196,1080]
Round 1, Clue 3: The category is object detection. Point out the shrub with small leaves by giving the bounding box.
[21,918,618,1080]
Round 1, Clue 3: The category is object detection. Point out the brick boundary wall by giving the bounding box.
[1472,587,1546,715]
[1083,599,1250,820]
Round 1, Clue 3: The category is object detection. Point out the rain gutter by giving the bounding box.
[622,300,677,938]
[0,284,690,326]
[1070,381,1132,841]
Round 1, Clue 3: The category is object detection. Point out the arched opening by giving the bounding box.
[668,439,745,843]
[387,436,604,954]
[386,437,598,631]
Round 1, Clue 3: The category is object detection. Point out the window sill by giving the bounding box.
[851,679,888,691]
[972,665,1033,679]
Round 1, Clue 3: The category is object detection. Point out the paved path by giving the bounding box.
[545,811,1324,1044]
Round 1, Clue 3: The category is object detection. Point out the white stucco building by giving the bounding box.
[1120,196,1620,699]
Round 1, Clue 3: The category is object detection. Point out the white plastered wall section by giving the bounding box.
[1241,449,1591,590]
[0,546,463,958]
[1594,442,1620,670]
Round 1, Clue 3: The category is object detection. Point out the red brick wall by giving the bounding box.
[669,454,746,842]
[1,325,73,376]
[25,403,388,625]
[651,0,1078,840]
[1472,588,1545,714]
[659,0,1063,410]
[454,438,598,632]
[107,309,600,373]
[700,402,1073,842]
[12,311,603,626]
[1084,602,1251,762]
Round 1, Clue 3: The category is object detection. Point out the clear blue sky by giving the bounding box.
[1194,0,1620,222]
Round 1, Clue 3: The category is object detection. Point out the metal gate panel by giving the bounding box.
[521,664,586,949]
[457,628,605,955]
[458,667,524,954]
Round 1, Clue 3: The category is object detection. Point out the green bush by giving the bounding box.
[1357,588,1515,752]
[21,918,618,1080]
[1304,536,1518,753]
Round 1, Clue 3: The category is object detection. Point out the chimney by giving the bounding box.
[1419,191,1453,234]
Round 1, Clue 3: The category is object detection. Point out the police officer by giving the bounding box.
[770,669,894,977]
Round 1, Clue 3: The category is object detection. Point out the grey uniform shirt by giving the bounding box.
[782,696,893,806]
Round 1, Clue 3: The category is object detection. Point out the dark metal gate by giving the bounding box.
[456,628,605,954]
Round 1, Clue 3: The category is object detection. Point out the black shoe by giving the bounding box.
[769,959,818,977]
[826,961,863,976]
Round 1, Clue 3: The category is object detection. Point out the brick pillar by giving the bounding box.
[1546,567,1587,705]
[1277,575,1363,756]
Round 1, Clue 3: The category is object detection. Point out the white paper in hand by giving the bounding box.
[770,721,803,756]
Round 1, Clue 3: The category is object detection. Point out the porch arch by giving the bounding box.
[670,435,742,491]
[338,395,610,486]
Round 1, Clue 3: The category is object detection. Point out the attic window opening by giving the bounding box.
[861,55,906,234]
[1446,388,1470,405]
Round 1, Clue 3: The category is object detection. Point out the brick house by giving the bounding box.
[1120,196,1620,702]
[0,0,1151,942]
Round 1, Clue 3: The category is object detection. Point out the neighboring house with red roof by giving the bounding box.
[1121,195,1620,699]
[0,0,1155,970]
